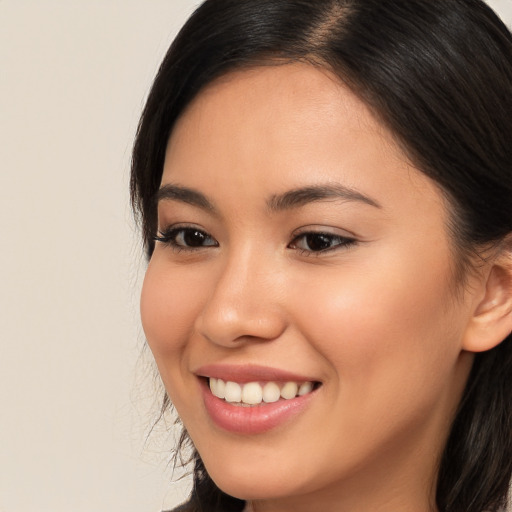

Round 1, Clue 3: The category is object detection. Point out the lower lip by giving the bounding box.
[200,379,317,435]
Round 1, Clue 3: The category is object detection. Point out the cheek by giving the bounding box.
[140,257,203,366]
[289,247,464,414]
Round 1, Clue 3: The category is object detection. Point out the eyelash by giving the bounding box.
[153,226,218,253]
[153,226,357,255]
[289,231,357,255]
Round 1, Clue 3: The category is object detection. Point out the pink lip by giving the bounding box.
[194,363,318,383]
[195,364,320,435]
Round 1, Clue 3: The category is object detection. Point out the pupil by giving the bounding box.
[306,234,331,251]
[185,230,205,246]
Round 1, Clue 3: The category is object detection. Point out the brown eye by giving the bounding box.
[289,232,356,253]
[154,227,218,249]
[177,229,214,247]
[303,233,335,251]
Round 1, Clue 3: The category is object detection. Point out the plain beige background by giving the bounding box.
[1,1,511,511]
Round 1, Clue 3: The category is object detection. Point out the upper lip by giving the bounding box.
[194,363,320,383]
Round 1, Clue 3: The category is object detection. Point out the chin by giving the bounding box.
[209,470,297,501]
[199,446,324,502]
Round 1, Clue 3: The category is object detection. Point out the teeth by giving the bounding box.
[209,378,316,405]
[224,381,242,403]
[262,382,281,403]
[209,377,226,399]
[280,382,298,399]
[298,381,313,396]
[242,382,263,405]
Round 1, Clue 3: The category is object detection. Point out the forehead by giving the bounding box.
[168,63,392,151]
[162,64,429,206]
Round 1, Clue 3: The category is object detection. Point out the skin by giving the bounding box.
[140,64,503,512]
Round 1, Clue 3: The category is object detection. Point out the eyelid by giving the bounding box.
[288,225,358,255]
[153,224,218,251]
[291,224,358,239]
[155,222,211,235]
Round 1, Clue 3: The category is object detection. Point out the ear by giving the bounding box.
[462,247,512,353]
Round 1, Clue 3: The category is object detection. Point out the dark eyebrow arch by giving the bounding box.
[156,184,217,214]
[267,184,382,211]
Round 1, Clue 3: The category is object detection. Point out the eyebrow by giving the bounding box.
[155,182,381,214]
[156,184,217,213]
[267,184,381,211]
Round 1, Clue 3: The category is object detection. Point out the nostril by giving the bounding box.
[196,310,287,348]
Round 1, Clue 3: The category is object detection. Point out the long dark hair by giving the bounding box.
[131,1,512,511]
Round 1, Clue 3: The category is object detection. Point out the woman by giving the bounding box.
[131,1,512,511]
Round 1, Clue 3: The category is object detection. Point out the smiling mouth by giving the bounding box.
[208,377,321,406]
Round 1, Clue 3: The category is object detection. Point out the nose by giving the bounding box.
[195,249,287,347]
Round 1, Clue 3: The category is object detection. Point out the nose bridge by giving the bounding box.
[196,242,286,346]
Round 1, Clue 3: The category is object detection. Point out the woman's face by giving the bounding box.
[141,64,476,510]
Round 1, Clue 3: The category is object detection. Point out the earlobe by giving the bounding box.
[463,249,512,353]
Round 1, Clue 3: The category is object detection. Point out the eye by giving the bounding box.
[289,231,356,254]
[153,226,218,250]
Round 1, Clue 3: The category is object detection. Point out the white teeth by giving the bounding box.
[280,382,299,400]
[224,381,242,403]
[216,378,226,399]
[209,377,226,399]
[298,381,313,396]
[209,377,216,395]
[262,382,281,403]
[209,378,316,405]
[242,382,263,405]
